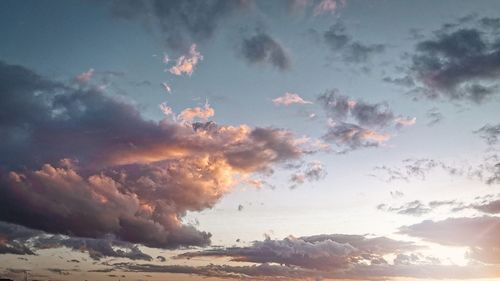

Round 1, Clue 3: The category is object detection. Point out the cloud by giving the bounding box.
[161,82,171,93]
[377,200,457,217]
[289,161,327,188]
[392,22,500,104]
[167,44,203,76]
[426,107,444,126]
[400,216,500,264]
[475,123,500,145]
[323,123,390,151]
[273,92,312,106]
[313,0,346,15]
[109,0,248,52]
[316,90,413,152]
[0,60,312,249]
[323,22,385,64]
[240,32,291,71]
[372,156,500,185]
[177,101,215,123]
[176,234,416,271]
[75,68,95,84]
[0,221,152,261]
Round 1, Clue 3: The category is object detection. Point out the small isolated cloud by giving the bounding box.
[475,123,500,145]
[240,32,291,71]
[395,116,417,127]
[377,200,457,217]
[273,92,312,106]
[177,101,215,123]
[168,44,203,76]
[323,22,385,64]
[316,90,414,152]
[161,82,171,93]
[290,161,327,188]
[426,107,444,126]
[75,68,94,84]
[314,0,346,15]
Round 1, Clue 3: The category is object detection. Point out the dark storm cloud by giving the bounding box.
[109,0,248,52]
[0,221,152,261]
[393,21,500,104]
[240,32,292,71]
[0,61,311,249]
[323,22,386,64]
[316,90,412,152]
[400,216,500,264]
[176,234,416,271]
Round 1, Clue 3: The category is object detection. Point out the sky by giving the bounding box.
[1,0,500,280]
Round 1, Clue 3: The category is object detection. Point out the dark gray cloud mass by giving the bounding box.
[390,19,500,104]
[109,0,248,52]
[240,32,292,71]
[0,60,309,249]
[0,221,152,261]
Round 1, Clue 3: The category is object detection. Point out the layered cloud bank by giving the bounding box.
[107,233,500,280]
[0,61,313,249]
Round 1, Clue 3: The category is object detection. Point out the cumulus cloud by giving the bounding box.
[323,22,385,64]
[109,0,248,52]
[167,44,203,76]
[316,90,413,152]
[0,60,312,249]
[273,92,312,106]
[175,234,417,271]
[400,216,500,264]
[240,32,291,71]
